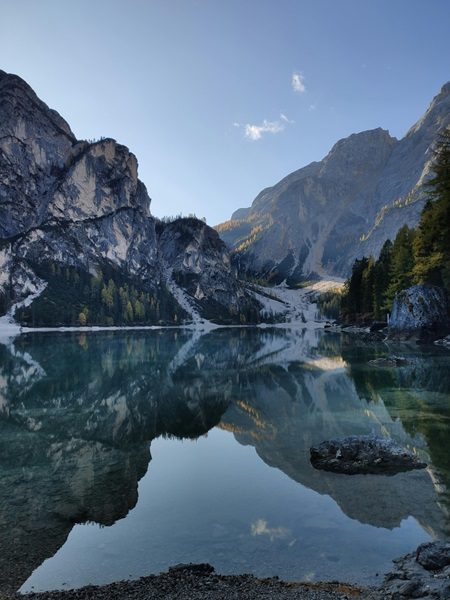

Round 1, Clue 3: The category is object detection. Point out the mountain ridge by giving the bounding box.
[217,82,450,282]
[0,70,259,326]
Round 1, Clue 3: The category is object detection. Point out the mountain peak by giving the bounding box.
[439,81,450,96]
[217,82,450,280]
[0,70,76,142]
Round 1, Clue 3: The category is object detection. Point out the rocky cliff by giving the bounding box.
[217,83,450,281]
[0,71,259,325]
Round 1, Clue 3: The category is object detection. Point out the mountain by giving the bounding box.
[0,71,259,326]
[217,83,450,282]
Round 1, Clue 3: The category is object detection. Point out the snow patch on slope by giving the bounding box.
[252,278,344,326]
[0,280,47,342]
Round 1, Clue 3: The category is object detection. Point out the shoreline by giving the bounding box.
[0,279,343,342]
[10,564,374,600]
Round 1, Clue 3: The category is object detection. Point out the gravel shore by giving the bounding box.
[10,564,375,600]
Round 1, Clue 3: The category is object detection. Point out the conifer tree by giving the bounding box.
[413,128,450,290]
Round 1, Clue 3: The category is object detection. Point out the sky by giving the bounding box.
[1,0,449,225]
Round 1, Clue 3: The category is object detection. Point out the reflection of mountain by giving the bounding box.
[218,334,450,537]
[0,328,449,592]
[0,330,232,593]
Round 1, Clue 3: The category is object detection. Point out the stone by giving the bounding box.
[388,284,449,340]
[310,435,427,475]
[368,356,408,367]
[379,541,450,599]
[416,541,450,571]
[434,335,450,349]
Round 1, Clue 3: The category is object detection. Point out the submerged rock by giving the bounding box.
[368,356,408,367]
[379,541,450,599]
[388,284,449,341]
[310,436,427,475]
[434,335,450,349]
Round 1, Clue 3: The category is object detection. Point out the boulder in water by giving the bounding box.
[310,435,427,475]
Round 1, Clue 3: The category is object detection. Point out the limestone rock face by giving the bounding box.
[217,82,450,281]
[0,71,258,324]
[389,284,449,337]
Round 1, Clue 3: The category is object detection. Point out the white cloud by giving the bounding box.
[292,72,306,93]
[245,120,283,140]
[241,113,293,141]
[308,104,316,111]
[232,122,241,128]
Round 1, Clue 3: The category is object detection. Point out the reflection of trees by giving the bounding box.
[341,339,450,492]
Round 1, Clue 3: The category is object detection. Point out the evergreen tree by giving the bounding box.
[413,128,450,290]
[373,239,392,319]
[385,225,415,307]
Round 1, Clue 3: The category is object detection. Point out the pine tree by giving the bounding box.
[373,239,392,319]
[413,128,450,290]
[385,225,415,308]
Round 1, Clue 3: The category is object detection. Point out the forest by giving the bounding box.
[14,261,188,327]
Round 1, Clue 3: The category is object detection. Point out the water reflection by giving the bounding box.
[0,327,449,592]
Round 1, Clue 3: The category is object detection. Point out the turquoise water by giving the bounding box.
[0,327,449,592]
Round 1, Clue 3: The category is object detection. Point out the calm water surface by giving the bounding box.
[0,327,449,593]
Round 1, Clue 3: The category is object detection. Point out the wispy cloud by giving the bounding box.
[251,519,292,542]
[308,104,316,111]
[245,120,283,140]
[234,113,293,141]
[292,72,306,93]
[280,113,294,123]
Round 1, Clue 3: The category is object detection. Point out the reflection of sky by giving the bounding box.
[22,429,429,593]
[251,518,292,542]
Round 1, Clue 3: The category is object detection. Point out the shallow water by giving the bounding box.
[0,327,449,592]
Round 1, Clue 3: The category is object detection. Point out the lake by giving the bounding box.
[0,326,449,594]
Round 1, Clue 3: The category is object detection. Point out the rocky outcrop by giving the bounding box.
[378,541,450,599]
[0,70,259,325]
[217,82,450,281]
[388,284,449,341]
[310,436,427,475]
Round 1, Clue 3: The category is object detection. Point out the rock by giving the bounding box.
[416,541,450,571]
[388,284,449,341]
[0,70,260,325]
[216,82,450,281]
[379,541,450,599]
[168,563,215,575]
[434,335,450,349]
[368,356,408,367]
[310,436,427,475]
[370,321,387,332]
[341,326,385,342]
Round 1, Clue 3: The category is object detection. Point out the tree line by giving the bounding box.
[16,261,187,327]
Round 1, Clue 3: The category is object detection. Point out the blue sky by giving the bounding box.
[1,0,449,224]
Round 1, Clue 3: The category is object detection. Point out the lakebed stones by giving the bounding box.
[379,541,450,599]
[310,436,427,475]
